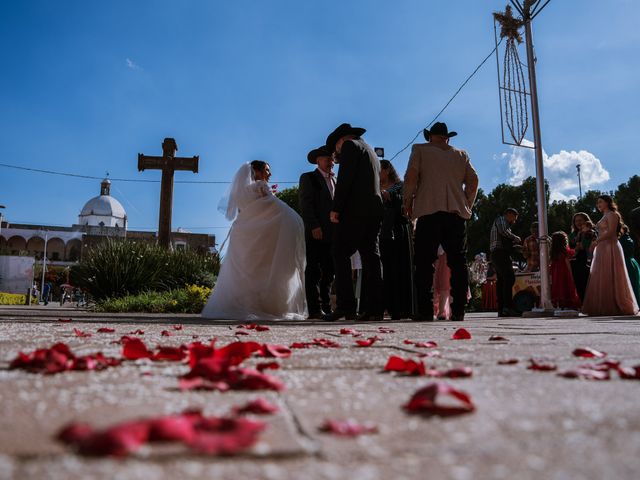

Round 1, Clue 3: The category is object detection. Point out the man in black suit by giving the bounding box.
[324,123,384,321]
[298,146,336,319]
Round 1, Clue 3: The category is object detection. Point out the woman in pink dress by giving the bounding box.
[582,195,639,316]
[433,246,451,320]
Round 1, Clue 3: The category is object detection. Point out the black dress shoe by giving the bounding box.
[307,311,325,320]
[451,313,465,321]
[323,310,356,321]
[499,308,521,318]
[357,312,384,322]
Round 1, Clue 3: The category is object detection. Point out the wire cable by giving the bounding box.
[0,162,297,184]
[388,40,503,162]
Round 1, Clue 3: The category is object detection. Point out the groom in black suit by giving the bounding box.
[324,123,384,321]
[298,146,336,319]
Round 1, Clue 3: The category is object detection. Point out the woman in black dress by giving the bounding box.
[379,160,415,319]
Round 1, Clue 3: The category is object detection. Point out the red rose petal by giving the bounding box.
[152,346,187,362]
[97,327,115,333]
[255,325,270,332]
[404,382,475,416]
[260,344,292,359]
[75,421,150,457]
[161,330,173,337]
[122,337,153,360]
[340,328,358,335]
[558,368,610,380]
[173,325,183,331]
[527,359,557,371]
[235,330,250,335]
[355,337,379,347]
[147,415,196,442]
[377,327,395,333]
[619,365,640,380]
[384,356,426,376]
[319,419,378,436]
[56,423,94,444]
[290,342,311,349]
[403,339,414,345]
[233,398,279,415]
[451,328,472,340]
[498,359,519,365]
[572,347,607,359]
[73,328,92,338]
[414,341,438,348]
[441,367,473,378]
[188,417,266,455]
[256,362,280,372]
[129,329,145,335]
[488,335,508,341]
[58,318,72,323]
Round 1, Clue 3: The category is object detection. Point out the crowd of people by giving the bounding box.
[489,198,640,317]
[202,120,639,321]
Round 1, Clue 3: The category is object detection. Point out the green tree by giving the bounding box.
[614,175,640,226]
[275,186,300,214]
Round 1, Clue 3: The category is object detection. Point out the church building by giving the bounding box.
[0,178,215,266]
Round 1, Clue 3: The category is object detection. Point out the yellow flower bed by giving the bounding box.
[0,292,28,305]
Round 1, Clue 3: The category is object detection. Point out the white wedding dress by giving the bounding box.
[202,163,307,321]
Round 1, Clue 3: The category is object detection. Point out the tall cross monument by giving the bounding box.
[138,138,199,249]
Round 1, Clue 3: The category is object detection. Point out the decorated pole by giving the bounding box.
[523,12,553,311]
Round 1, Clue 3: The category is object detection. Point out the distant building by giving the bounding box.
[0,178,215,266]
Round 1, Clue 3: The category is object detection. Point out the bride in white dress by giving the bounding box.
[202,161,307,321]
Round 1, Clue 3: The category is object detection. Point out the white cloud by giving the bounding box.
[126,58,142,70]
[504,141,610,202]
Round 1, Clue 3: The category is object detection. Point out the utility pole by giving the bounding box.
[576,164,582,198]
[40,231,48,304]
[520,2,553,311]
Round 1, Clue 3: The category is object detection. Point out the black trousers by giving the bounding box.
[414,212,469,315]
[332,216,384,314]
[491,249,515,312]
[304,238,334,313]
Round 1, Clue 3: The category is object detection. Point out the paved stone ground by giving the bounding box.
[0,306,639,480]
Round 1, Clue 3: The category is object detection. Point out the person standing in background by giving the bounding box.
[582,195,638,316]
[490,208,521,317]
[379,159,414,319]
[522,222,540,272]
[569,212,593,302]
[299,147,336,319]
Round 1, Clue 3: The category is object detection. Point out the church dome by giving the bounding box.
[80,195,126,219]
[78,178,127,228]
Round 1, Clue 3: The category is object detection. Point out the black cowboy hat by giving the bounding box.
[423,122,457,141]
[307,146,333,164]
[325,123,366,152]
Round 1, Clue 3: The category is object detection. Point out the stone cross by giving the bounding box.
[138,138,199,249]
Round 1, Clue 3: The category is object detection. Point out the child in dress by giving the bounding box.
[550,231,581,309]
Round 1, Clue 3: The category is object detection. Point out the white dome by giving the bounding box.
[80,195,126,219]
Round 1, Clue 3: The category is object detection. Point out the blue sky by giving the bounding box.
[1,0,638,244]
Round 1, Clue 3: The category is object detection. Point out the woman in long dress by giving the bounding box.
[582,195,639,316]
[379,160,415,319]
[202,161,307,321]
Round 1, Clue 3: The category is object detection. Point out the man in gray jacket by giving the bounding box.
[403,122,479,322]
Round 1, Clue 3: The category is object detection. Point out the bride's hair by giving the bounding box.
[250,160,268,180]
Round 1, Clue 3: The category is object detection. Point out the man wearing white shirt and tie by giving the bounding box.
[298,146,336,319]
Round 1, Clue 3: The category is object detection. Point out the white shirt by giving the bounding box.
[317,168,336,199]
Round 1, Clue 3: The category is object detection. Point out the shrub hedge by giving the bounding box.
[94,284,211,314]
[71,239,220,300]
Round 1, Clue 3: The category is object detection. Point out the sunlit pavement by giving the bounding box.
[1,308,639,480]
